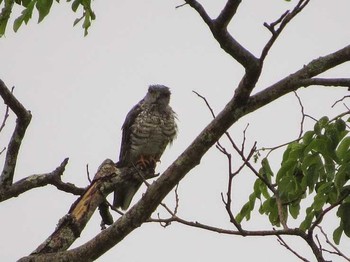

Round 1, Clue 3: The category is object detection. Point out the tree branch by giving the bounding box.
[0,79,32,187]
[317,226,350,261]
[184,0,259,72]
[214,0,241,28]
[261,0,310,61]
[300,78,350,88]
[0,158,85,202]
[0,86,12,133]
[276,234,310,262]
[19,159,157,259]
[247,44,350,113]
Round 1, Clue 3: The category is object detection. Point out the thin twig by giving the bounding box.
[175,2,188,9]
[193,90,216,118]
[332,95,350,108]
[276,234,310,262]
[261,0,310,61]
[0,86,13,133]
[317,226,350,261]
[308,191,350,235]
[86,164,92,183]
[294,91,305,139]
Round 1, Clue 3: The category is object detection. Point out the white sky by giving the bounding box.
[0,0,350,261]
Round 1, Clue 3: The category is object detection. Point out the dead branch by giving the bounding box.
[276,234,310,262]
[0,158,85,202]
[294,91,306,139]
[317,226,350,261]
[24,159,156,257]
[261,0,310,61]
[0,79,32,188]
[0,85,12,133]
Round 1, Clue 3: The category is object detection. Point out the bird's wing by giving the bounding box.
[117,99,144,166]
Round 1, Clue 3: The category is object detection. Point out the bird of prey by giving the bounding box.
[113,84,177,210]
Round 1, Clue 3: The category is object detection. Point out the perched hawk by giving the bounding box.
[113,85,177,210]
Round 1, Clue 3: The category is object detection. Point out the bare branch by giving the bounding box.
[0,158,84,202]
[184,0,259,72]
[184,0,213,26]
[0,86,12,133]
[277,234,310,262]
[25,160,157,257]
[294,91,306,139]
[214,0,241,28]
[193,90,216,118]
[0,79,32,187]
[317,226,350,261]
[332,95,350,108]
[261,0,310,61]
[308,191,350,235]
[248,44,350,113]
[300,78,350,88]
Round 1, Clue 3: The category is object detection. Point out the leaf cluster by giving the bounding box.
[236,116,350,244]
[0,0,95,36]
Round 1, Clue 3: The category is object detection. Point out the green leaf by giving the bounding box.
[71,0,81,12]
[73,16,83,26]
[303,131,315,145]
[314,116,329,136]
[0,0,13,36]
[82,10,91,36]
[0,18,9,37]
[253,179,262,199]
[313,193,327,211]
[333,225,343,245]
[334,164,350,191]
[337,202,350,237]
[236,202,251,223]
[36,0,53,23]
[277,159,297,182]
[261,158,274,181]
[336,137,350,160]
[282,144,292,162]
[13,0,36,32]
[289,201,300,219]
[289,143,305,160]
[335,118,346,133]
[316,181,333,195]
[300,207,314,231]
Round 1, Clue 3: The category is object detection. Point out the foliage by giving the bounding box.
[236,115,350,244]
[0,0,95,36]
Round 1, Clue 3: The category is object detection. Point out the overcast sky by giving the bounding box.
[1,0,350,261]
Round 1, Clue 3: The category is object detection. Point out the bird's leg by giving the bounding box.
[136,156,157,170]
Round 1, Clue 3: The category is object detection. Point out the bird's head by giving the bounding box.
[144,84,171,108]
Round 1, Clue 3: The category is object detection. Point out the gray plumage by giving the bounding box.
[113,85,177,210]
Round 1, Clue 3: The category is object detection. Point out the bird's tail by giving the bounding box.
[113,182,142,210]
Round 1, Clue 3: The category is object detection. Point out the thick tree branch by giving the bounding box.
[214,0,241,28]
[0,79,32,187]
[19,160,157,259]
[0,158,84,202]
[183,0,212,26]
[300,78,350,88]
[184,0,259,72]
[247,44,350,113]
